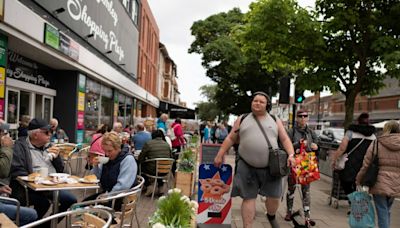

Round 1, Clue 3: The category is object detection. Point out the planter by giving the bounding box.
[175,171,194,197]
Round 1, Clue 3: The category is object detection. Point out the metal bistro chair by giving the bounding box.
[140,158,175,200]
[20,208,113,228]
[0,196,21,226]
[70,178,144,228]
[54,143,79,175]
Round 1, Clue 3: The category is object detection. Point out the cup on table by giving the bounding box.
[97,156,109,164]
[39,167,48,178]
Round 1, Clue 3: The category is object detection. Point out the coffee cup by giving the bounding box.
[40,167,48,177]
[98,156,109,164]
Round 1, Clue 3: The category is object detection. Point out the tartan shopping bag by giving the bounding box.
[291,142,320,185]
[348,191,375,228]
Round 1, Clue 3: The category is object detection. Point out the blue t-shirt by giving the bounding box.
[133,131,152,150]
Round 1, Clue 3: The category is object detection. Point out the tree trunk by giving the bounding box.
[343,91,358,130]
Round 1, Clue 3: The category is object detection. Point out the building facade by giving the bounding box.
[0,0,159,142]
[137,0,159,118]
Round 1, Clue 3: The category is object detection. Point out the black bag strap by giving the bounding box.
[347,138,366,157]
[253,113,273,149]
[90,134,103,147]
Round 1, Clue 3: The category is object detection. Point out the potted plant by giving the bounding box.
[175,149,195,197]
[149,188,198,228]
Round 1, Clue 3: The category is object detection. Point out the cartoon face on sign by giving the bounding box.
[199,172,230,202]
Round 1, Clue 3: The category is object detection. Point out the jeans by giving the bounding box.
[0,202,38,225]
[373,194,394,228]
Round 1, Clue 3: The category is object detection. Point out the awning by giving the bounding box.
[158,101,196,119]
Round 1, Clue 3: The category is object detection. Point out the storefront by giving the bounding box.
[0,0,159,142]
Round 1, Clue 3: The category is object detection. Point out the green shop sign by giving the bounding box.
[44,23,59,50]
[0,34,7,67]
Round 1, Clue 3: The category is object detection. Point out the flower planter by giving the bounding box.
[175,171,193,197]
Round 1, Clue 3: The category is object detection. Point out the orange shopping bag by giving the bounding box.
[292,142,320,185]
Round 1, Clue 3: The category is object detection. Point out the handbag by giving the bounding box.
[253,114,289,177]
[292,141,320,185]
[348,190,375,228]
[361,140,379,187]
[335,138,365,170]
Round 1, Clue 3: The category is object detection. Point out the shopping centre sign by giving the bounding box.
[34,0,138,76]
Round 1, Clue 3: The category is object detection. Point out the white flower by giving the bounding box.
[180,195,190,203]
[190,200,199,209]
[173,188,182,194]
[158,196,166,201]
[152,223,166,228]
[167,189,173,194]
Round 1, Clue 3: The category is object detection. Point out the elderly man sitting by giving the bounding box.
[10,118,77,225]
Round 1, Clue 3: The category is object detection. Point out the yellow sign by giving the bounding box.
[0,0,4,21]
[0,67,5,98]
[78,92,85,111]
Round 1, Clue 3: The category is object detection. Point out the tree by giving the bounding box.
[314,0,400,127]
[241,0,400,128]
[189,8,280,115]
[195,85,222,121]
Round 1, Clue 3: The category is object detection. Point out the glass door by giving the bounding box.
[43,96,53,122]
[6,88,20,128]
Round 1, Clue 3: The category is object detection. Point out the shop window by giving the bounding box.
[126,97,133,126]
[85,79,101,131]
[7,90,19,124]
[100,85,113,127]
[118,93,126,125]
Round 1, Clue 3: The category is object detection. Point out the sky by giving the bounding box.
[147,0,315,109]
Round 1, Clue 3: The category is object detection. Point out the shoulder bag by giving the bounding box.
[335,138,365,170]
[361,139,379,187]
[253,114,289,177]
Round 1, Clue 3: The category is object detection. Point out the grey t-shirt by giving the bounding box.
[238,114,279,168]
[27,138,57,174]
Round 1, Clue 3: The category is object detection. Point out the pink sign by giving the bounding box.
[77,111,84,129]
[0,99,4,119]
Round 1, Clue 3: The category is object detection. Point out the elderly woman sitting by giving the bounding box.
[85,132,137,204]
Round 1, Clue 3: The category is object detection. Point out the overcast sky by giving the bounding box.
[147,0,315,109]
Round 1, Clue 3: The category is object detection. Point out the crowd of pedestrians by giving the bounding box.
[212,91,400,228]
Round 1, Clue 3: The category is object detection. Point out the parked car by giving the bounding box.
[318,127,344,145]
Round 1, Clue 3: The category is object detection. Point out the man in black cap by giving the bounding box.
[10,118,77,225]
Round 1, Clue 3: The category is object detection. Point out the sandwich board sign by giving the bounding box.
[197,163,232,226]
[200,143,221,164]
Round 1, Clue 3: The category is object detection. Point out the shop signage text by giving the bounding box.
[34,0,138,76]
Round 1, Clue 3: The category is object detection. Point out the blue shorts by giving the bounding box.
[231,159,283,199]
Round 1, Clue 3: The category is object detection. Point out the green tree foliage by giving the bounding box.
[314,0,400,127]
[189,8,280,115]
[195,85,222,121]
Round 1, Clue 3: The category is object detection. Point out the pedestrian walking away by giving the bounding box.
[214,91,295,228]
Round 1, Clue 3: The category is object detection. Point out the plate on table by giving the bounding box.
[79,178,100,184]
[19,176,37,182]
[49,173,70,178]
[41,180,58,186]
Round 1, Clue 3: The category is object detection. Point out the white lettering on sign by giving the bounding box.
[67,0,124,61]
[96,0,118,26]
[6,68,50,87]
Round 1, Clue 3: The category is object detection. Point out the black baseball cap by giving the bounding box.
[28,118,51,130]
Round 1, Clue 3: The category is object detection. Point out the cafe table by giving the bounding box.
[0,213,18,228]
[16,175,99,228]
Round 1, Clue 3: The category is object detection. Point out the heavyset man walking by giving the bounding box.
[214,91,295,228]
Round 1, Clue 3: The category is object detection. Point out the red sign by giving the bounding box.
[0,99,4,119]
[77,111,84,129]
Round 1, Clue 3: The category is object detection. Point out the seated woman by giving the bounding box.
[138,129,172,196]
[86,132,137,207]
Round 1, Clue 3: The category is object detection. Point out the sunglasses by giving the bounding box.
[297,115,308,118]
[40,130,51,135]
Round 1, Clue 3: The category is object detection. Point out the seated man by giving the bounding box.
[10,118,77,223]
[50,118,69,143]
[138,129,172,196]
[0,123,37,226]
[86,132,137,209]
[132,123,151,150]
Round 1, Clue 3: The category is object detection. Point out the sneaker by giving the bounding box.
[305,218,316,226]
[284,213,292,221]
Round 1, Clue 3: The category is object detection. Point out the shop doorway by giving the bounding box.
[5,87,54,137]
